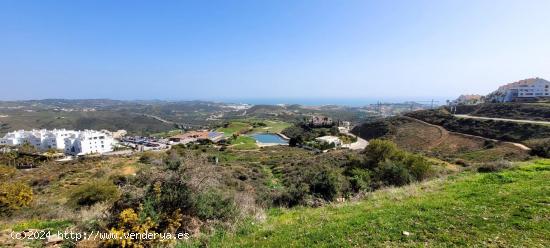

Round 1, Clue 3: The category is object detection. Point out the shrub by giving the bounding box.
[194,190,238,220]
[288,137,302,147]
[309,169,342,201]
[526,138,550,158]
[165,158,182,171]
[110,174,129,186]
[0,164,16,179]
[454,159,471,167]
[104,208,159,248]
[151,177,194,214]
[477,160,513,173]
[68,180,120,209]
[483,140,497,149]
[0,181,33,215]
[1,165,33,214]
[276,183,310,207]
[363,139,402,169]
[139,151,165,164]
[139,152,154,164]
[374,160,413,187]
[402,154,433,181]
[348,168,371,192]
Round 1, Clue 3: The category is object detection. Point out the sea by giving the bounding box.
[217,97,453,107]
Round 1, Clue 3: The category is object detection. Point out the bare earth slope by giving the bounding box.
[352,116,529,163]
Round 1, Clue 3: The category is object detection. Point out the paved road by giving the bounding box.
[341,131,369,150]
[454,114,550,125]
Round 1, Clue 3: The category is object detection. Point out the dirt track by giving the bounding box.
[454,114,550,125]
[403,116,531,151]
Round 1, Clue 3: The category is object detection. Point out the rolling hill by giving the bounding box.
[351,116,529,163]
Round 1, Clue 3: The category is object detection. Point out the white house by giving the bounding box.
[315,136,342,147]
[489,78,550,102]
[0,129,114,155]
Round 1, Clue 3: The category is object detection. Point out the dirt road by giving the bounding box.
[454,114,550,125]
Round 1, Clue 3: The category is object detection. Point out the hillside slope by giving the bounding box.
[351,116,528,162]
[449,103,550,121]
[202,160,550,247]
[406,109,550,142]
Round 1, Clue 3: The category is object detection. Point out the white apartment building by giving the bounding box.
[490,78,550,102]
[0,129,114,155]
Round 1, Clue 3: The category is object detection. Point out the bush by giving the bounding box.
[0,181,33,215]
[363,139,402,169]
[110,174,129,186]
[374,160,414,187]
[151,176,194,214]
[0,164,16,179]
[454,159,471,167]
[348,168,371,192]
[0,165,33,215]
[288,137,302,147]
[276,183,310,207]
[68,180,119,209]
[526,138,550,158]
[104,208,159,248]
[165,158,182,171]
[139,152,154,164]
[402,154,433,181]
[309,169,342,201]
[358,139,434,188]
[194,190,237,220]
[483,140,497,149]
[139,151,165,164]
[477,160,513,173]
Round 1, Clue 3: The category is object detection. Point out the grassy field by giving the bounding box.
[250,120,292,134]
[199,159,550,247]
[230,135,258,150]
[217,120,291,137]
[217,121,252,136]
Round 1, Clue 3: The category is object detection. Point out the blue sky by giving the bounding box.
[1,0,550,102]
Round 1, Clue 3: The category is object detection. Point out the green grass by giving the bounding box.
[230,135,258,150]
[217,122,252,136]
[250,120,292,134]
[12,219,73,232]
[217,120,291,137]
[200,159,550,247]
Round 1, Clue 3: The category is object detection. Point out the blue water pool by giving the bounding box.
[251,133,288,144]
